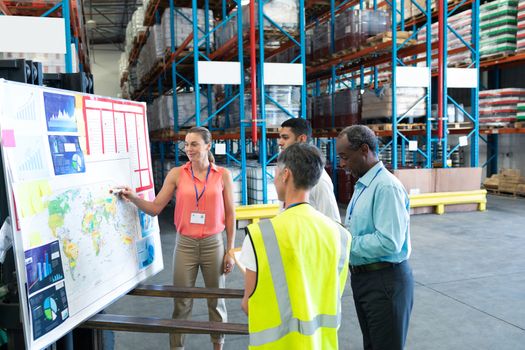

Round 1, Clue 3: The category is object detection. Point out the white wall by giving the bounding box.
[479,134,525,178]
[90,44,122,98]
[461,134,525,180]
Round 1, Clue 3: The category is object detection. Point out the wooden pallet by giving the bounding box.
[311,57,329,64]
[448,122,473,130]
[480,122,514,130]
[398,123,425,131]
[486,188,525,198]
[515,121,525,128]
[366,31,415,46]
[367,123,425,132]
[368,123,393,131]
[480,51,515,62]
[332,47,359,59]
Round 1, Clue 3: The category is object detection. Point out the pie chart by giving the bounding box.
[43,297,58,321]
[71,153,83,172]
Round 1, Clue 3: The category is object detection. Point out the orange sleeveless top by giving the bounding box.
[174,162,225,238]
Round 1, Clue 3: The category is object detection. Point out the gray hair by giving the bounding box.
[277,143,325,190]
[338,125,378,152]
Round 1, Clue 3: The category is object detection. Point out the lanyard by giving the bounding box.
[191,164,211,209]
[348,167,383,218]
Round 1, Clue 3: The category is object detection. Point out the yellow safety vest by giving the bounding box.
[247,204,351,350]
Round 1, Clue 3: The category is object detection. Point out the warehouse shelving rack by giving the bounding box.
[306,0,485,174]
[130,0,250,203]
[307,0,434,171]
[0,0,90,73]
[475,51,525,177]
[437,0,480,168]
[130,0,309,204]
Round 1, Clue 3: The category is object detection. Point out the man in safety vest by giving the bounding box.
[239,143,351,349]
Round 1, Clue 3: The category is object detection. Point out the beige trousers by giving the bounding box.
[169,233,227,350]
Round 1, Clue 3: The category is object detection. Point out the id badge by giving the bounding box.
[190,211,206,225]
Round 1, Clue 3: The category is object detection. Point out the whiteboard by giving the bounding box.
[0,79,163,350]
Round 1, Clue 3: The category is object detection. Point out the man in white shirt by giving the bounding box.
[278,118,341,223]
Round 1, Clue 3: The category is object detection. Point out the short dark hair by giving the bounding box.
[338,125,378,152]
[281,118,312,140]
[277,143,324,190]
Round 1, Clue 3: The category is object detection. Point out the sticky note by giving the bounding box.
[15,180,52,218]
[29,232,43,248]
[1,129,16,147]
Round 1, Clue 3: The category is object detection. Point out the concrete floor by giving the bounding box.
[106,194,525,349]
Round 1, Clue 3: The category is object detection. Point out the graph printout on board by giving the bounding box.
[0,80,163,350]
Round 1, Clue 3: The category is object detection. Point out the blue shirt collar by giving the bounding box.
[357,161,384,187]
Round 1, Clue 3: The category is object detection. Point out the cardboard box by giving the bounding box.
[435,167,482,213]
[393,167,482,214]
[393,168,435,214]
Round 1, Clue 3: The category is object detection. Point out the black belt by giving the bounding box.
[350,262,398,274]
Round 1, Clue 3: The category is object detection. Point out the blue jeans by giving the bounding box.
[350,260,414,350]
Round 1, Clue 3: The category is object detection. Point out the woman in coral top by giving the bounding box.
[119,127,236,350]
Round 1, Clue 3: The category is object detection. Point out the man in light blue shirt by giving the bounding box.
[336,125,414,350]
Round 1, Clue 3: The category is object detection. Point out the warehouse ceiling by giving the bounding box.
[83,0,142,48]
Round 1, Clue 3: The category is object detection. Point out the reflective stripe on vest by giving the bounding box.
[249,219,348,347]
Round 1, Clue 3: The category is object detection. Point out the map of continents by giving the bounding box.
[17,181,139,301]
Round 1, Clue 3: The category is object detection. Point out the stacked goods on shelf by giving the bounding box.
[480,0,518,59]
[335,10,391,52]
[126,66,140,97]
[120,7,214,91]
[311,89,361,128]
[479,88,525,124]
[334,9,361,53]
[137,25,165,84]
[267,29,312,63]
[417,9,472,69]
[311,94,331,128]
[247,164,279,204]
[124,6,147,58]
[384,0,437,23]
[0,52,68,73]
[147,92,212,131]
[483,168,525,194]
[312,9,390,60]
[161,7,214,51]
[517,102,525,120]
[312,21,331,61]
[229,86,300,128]
[242,0,298,30]
[517,0,525,51]
[119,53,129,82]
[361,86,426,120]
[215,0,298,49]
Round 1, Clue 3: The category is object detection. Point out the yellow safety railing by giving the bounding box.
[234,203,280,224]
[409,189,487,215]
[230,204,280,273]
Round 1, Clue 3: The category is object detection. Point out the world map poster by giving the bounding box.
[0,80,163,350]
